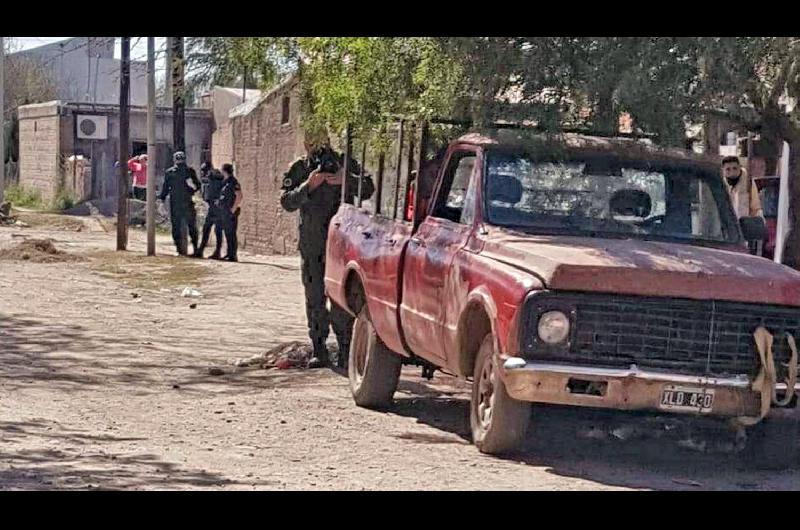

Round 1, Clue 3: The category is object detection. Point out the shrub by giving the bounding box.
[3,184,42,208]
[52,190,76,211]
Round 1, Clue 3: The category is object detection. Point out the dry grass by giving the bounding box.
[14,212,85,232]
[86,250,211,291]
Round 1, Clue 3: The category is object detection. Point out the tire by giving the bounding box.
[348,306,402,409]
[470,334,531,455]
[746,413,800,470]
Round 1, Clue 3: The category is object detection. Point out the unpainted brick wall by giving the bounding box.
[19,113,61,202]
[212,123,234,168]
[231,81,304,255]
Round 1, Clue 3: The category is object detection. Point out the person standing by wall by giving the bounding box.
[194,162,225,259]
[218,163,242,262]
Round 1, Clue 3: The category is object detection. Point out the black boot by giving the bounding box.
[307,345,330,369]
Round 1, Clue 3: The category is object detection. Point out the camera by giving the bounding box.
[313,148,341,175]
[281,148,344,191]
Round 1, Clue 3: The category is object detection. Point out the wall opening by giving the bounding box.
[281,95,290,124]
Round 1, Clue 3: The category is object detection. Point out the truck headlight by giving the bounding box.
[537,311,570,344]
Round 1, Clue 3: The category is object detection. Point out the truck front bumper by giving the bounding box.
[501,359,799,418]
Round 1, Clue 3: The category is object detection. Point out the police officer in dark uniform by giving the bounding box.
[194,162,226,259]
[218,163,242,262]
[159,151,201,256]
[280,131,375,369]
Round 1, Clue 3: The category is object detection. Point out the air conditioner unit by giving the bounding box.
[76,115,108,140]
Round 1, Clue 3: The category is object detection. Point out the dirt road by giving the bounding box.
[1,213,798,490]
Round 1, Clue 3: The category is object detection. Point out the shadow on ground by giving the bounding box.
[0,419,276,490]
[0,314,318,396]
[389,377,800,491]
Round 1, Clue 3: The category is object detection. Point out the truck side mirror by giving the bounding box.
[740,216,766,242]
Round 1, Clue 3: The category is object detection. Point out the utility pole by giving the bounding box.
[117,37,131,251]
[165,37,173,106]
[0,36,5,205]
[146,37,157,256]
[171,37,185,153]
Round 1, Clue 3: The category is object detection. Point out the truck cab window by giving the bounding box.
[434,153,475,224]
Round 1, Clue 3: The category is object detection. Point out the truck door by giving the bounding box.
[400,147,479,363]
[325,133,414,357]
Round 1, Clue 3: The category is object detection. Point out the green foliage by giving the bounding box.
[51,190,75,212]
[184,36,800,146]
[4,184,42,208]
[186,37,297,93]
[296,37,465,137]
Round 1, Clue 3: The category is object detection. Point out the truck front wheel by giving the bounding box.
[470,334,531,455]
[348,306,402,409]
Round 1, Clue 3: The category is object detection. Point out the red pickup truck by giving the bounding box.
[325,126,800,467]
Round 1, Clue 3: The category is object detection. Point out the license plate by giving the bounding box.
[659,385,714,413]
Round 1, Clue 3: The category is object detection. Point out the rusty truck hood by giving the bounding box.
[480,230,800,306]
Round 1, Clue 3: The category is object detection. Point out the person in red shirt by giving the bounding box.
[127,154,148,201]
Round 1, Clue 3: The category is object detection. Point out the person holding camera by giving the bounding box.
[280,129,375,369]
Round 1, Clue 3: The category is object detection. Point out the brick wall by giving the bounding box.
[212,123,234,167]
[231,79,304,255]
[18,103,61,202]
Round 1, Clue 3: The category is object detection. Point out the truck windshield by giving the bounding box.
[484,152,741,245]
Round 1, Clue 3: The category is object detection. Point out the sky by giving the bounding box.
[11,37,168,71]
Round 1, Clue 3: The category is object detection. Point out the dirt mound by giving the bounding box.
[0,238,84,263]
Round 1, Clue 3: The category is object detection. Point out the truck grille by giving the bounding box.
[524,293,800,377]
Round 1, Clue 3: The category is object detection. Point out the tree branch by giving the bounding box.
[701,105,762,130]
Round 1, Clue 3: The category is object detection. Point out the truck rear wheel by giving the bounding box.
[348,306,402,409]
[746,412,800,470]
[470,334,531,455]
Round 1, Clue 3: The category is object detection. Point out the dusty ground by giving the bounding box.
[1,212,799,490]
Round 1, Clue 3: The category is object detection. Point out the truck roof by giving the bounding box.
[454,130,721,173]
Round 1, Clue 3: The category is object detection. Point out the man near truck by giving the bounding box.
[721,156,764,219]
[279,129,375,369]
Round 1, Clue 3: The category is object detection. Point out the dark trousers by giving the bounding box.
[221,208,240,258]
[132,187,146,201]
[199,205,223,256]
[301,250,354,357]
[170,204,199,255]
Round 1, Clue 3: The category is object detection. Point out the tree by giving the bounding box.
[186,36,800,266]
[3,39,58,182]
[185,37,297,94]
[689,37,800,267]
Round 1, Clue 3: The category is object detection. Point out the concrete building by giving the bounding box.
[17,101,212,203]
[11,37,148,106]
[225,75,304,255]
